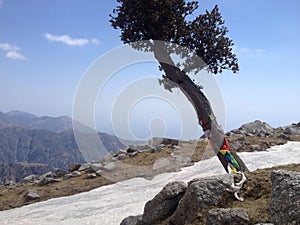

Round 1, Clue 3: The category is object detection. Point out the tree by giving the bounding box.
[110,0,248,173]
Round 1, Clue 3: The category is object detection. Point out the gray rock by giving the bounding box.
[68,163,81,172]
[72,171,82,177]
[95,170,103,176]
[206,208,250,225]
[116,153,126,160]
[26,189,40,200]
[54,168,68,177]
[170,175,233,225]
[239,120,274,136]
[269,170,300,225]
[85,173,97,179]
[149,137,179,147]
[89,163,103,172]
[276,133,290,140]
[20,174,39,184]
[120,215,142,225]
[40,171,53,179]
[141,181,187,225]
[126,146,138,153]
[37,177,61,186]
[283,126,300,135]
[129,151,139,157]
[63,173,73,180]
[78,164,90,171]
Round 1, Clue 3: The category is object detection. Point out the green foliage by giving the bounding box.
[110,0,239,74]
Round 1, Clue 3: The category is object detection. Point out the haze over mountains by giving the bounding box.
[0,110,126,184]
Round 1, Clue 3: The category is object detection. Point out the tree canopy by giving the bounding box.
[110,0,239,74]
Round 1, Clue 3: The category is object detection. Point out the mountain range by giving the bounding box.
[0,110,73,132]
[0,110,126,184]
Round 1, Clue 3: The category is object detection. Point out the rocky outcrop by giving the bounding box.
[170,176,233,225]
[206,208,250,225]
[141,181,187,224]
[229,120,274,137]
[121,168,300,225]
[269,170,300,225]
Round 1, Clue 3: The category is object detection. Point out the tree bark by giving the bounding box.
[153,42,248,173]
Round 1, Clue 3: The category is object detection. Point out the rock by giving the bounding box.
[149,137,179,147]
[40,171,53,179]
[20,174,39,184]
[118,149,127,155]
[170,175,233,225]
[102,162,116,171]
[78,164,90,171]
[276,133,290,140]
[85,173,97,179]
[63,173,73,180]
[239,120,274,136]
[26,189,40,200]
[68,163,81,172]
[37,177,61,186]
[120,215,142,225]
[283,126,300,135]
[89,163,103,172]
[141,181,187,225]
[5,180,17,189]
[206,208,250,225]
[72,171,82,177]
[116,153,126,160]
[126,146,139,153]
[54,168,68,177]
[269,170,300,225]
[95,170,103,176]
[129,151,138,157]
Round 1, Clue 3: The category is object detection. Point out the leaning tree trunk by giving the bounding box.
[153,42,248,173]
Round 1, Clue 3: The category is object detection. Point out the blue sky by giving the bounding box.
[0,0,300,139]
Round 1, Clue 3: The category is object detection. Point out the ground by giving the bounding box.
[0,136,299,225]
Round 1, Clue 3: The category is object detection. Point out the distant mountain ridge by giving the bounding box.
[0,110,126,184]
[0,110,73,132]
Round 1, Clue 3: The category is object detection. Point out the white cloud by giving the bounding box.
[0,43,26,60]
[44,33,89,46]
[0,43,20,51]
[91,38,101,45]
[6,51,26,60]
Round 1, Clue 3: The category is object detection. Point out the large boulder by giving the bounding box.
[283,126,300,135]
[269,170,300,225]
[170,175,233,225]
[239,120,274,136]
[141,181,187,225]
[206,208,250,225]
[120,215,142,225]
